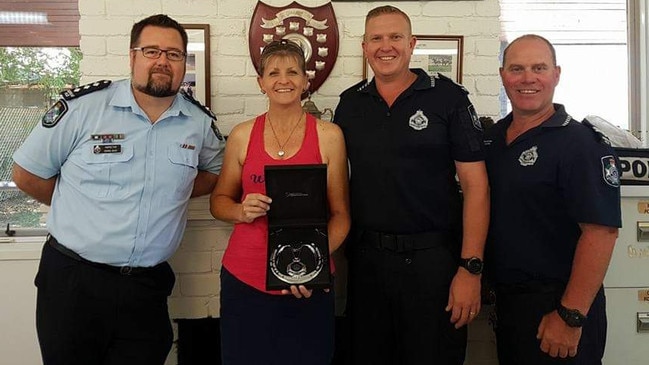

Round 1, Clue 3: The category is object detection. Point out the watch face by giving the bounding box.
[463,257,483,274]
[568,312,585,326]
[558,305,586,327]
[569,313,582,324]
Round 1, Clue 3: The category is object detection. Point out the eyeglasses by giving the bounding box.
[131,47,186,62]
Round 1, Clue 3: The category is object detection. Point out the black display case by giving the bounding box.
[264,164,331,290]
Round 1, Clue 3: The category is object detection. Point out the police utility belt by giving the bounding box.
[46,235,163,275]
[359,230,451,253]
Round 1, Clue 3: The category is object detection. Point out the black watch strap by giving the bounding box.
[459,256,483,275]
[556,304,587,327]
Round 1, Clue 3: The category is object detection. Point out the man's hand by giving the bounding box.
[446,269,481,328]
[537,310,582,358]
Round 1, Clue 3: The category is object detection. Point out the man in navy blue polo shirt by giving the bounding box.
[334,5,489,365]
[484,34,621,365]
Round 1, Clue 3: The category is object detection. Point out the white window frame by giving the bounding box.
[629,0,649,145]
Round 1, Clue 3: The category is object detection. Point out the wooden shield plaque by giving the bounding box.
[249,1,339,97]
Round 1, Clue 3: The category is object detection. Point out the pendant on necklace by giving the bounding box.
[278,150,285,157]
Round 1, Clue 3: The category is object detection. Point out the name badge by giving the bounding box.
[93,144,122,154]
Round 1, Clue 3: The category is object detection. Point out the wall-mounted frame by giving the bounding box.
[363,35,464,84]
[180,24,211,108]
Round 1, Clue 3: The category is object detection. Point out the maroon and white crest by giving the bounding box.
[249,1,339,97]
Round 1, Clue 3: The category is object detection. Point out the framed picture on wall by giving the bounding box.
[363,35,464,84]
[180,24,211,108]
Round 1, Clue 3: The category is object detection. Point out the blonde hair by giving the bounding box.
[364,5,412,40]
[258,39,306,75]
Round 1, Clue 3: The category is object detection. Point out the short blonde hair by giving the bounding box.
[364,5,412,40]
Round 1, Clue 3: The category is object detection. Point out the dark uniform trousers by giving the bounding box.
[346,230,466,365]
[495,282,607,365]
[219,267,335,365]
[36,237,176,365]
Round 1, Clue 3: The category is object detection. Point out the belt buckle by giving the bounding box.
[380,234,401,252]
[120,266,133,275]
[394,236,408,252]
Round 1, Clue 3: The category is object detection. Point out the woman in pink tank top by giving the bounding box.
[210,39,350,365]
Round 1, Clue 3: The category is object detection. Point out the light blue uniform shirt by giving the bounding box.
[13,79,224,266]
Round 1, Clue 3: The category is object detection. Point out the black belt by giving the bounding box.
[46,235,162,276]
[359,230,451,253]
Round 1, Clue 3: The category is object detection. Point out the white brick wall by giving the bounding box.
[78,1,502,364]
[78,0,502,134]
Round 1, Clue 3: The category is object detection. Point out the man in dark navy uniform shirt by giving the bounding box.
[334,5,489,365]
[484,34,621,365]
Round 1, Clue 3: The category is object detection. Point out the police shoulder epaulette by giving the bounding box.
[60,80,112,100]
[436,73,469,94]
[353,79,371,93]
[181,89,216,120]
[181,90,223,141]
[582,118,612,146]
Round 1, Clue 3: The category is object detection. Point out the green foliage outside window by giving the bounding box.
[0,47,82,102]
[1,47,81,230]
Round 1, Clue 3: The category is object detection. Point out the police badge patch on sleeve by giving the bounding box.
[211,121,224,141]
[467,104,482,131]
[601,155,621,187]
[41,100,68,128]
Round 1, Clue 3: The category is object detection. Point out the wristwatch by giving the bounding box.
[459,257,483,275]
[556,304,587,327]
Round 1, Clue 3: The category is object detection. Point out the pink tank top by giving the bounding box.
[222,113,328,294]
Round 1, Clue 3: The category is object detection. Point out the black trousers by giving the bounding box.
[219,267,335,365]
[36,241,176,365]
[346,238,466,365]
[495,283,607,365]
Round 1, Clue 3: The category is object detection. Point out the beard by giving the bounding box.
[133,69,180,97]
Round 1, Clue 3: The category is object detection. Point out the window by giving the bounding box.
[0,1,80,236]
[0,47,81,235]
[499,0,630,130]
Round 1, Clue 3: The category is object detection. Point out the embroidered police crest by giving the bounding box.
[409,110,428,131]
[468,104,482,131]
[519,146,538,166]
[42,100,68,128]
[601,155,620,187]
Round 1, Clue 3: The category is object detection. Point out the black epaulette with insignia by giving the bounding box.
[181,89,216,120]
[582,118,612,146]
[60,80,112,100]
[426,73,438,88]
[180,90,224,141]
[436,73,469,94]
[349,79,370,93]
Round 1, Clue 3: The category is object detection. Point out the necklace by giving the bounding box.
[266,112,304,157]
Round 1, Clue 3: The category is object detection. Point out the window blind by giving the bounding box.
[0,0,79,47]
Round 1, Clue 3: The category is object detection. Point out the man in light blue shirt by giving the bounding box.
[12,14,224,365]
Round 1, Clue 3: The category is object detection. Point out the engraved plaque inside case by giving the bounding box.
[264,164,331,290]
